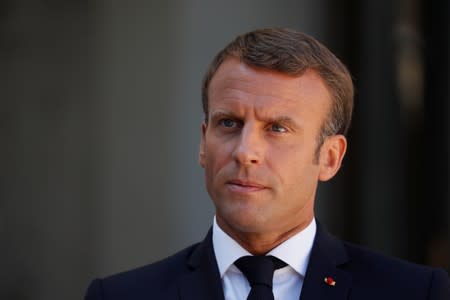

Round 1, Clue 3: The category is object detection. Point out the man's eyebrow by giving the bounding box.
[264,116,300,127]
[209,110,239,120]
[266,116,295,123]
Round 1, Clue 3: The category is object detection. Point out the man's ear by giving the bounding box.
[318,134,347,181]
[199,121,207,168]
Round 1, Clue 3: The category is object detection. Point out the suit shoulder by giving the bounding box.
[93,242,200,299]
[342,241,449,298]
[106,242,199,283]
[343,241,434,274]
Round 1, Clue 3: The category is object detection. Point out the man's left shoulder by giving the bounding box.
[342,241,449,299]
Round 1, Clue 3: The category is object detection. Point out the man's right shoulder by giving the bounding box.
[85,242,201,300]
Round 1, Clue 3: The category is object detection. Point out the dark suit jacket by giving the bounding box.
[85,224,450,299]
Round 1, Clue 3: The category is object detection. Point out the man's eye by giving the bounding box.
[219,119,238,128]
[270,124,287,133]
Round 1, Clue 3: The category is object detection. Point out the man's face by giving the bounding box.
[200,58,341,238]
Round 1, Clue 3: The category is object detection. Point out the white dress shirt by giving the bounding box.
[212,216,316,300]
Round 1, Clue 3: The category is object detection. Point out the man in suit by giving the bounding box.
[85,28,449,299]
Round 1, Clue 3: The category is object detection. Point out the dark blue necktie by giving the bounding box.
[235,255,287,300]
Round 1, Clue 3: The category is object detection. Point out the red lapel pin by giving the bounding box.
[324,276,336,286]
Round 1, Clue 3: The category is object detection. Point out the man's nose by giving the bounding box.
[232,125,263,165]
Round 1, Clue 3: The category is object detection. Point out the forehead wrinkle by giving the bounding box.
[212,83,302,116]
[211,64,302,103]
[218,77,302,105]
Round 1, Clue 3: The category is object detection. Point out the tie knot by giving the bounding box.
[235,256,287,288]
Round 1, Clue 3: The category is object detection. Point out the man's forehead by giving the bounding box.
[210,58,300,88]
[208,59,331,111]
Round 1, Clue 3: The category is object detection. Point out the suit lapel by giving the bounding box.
[300,223,352,300]
[178,229,225,300]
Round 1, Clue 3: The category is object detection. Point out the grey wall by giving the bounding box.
[2,2,93,299]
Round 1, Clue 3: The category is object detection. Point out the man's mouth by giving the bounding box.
[226,179,267,193]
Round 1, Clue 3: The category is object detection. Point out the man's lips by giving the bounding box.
[226,179,267,193]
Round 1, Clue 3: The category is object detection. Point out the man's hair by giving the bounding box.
[201,28,354,151]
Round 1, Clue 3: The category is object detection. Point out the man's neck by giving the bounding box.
[216,215,314,255]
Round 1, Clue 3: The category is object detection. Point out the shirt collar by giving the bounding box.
[212,216,316,278]
[213,216,252,278]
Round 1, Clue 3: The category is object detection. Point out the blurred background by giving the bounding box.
[1,0,448,299]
